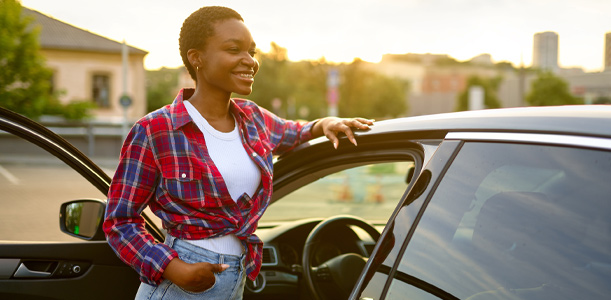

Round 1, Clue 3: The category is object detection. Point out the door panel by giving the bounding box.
[0,242,139,299]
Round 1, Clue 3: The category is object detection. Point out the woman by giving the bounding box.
[103,6,373,299]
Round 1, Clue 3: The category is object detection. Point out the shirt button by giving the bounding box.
[181,173,187,179]
[251,153,257,157]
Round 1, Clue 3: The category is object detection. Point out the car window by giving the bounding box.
[385,142,611,299]
[0,131,107,242]
[261,161,414,224]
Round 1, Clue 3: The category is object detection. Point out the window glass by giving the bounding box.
[92,74,110,108]
[0,132,106,242]
[262,161,414,224]
[386,142,611,300]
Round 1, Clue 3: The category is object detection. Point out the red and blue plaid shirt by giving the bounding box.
[103,88,314,285]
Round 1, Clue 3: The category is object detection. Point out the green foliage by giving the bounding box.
[494,61,516,72]
[594,96,611,104]
[455,75,502,111]
[248,42,294,115]
[148,42,409,120]
[248,45,408,120]
[339,59,408,118]
[146,67,182,112]
[526,72,582,106]
[0,0,54,118]
[44,99,96,120]
[435,56,470,66]
[368,162,395,174]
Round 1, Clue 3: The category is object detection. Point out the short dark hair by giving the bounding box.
[179,6,244,81]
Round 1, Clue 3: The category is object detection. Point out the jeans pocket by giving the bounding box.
[166,273,219,297]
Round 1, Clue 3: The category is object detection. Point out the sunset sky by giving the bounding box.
[21,0,611,72]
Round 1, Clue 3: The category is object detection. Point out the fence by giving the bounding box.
[0,119,128,159]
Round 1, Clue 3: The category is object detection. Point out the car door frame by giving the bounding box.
[0,107,162,299]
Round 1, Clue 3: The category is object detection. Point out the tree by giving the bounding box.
[594,96,611,104]
[339,59,408,118]
[249,43,328,119]
[455,75,502,111]
[0,0,53,118]
[526,71,582,106]
[248,42,291,114]
[249,44,408,120]
[146,67,182,112]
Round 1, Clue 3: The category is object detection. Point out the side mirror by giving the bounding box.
[59,199,106,240]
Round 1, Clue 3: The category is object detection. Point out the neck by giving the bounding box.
[187,86,232,122]
[185,87,235,132]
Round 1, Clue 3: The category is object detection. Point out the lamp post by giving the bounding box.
[120,40,132,141]
[327,68,339,116]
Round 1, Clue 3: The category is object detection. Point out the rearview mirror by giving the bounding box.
[59,199,106,240]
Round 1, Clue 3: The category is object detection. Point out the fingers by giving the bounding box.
[324,117,375,149]
[325,131,339,149]
[322,117,375,149]
[339,123,358,146]
[210,263,230,273]
[339,118,373,146]
[181,262,229,293]
[352,117,375,128]
[325,122,356,148]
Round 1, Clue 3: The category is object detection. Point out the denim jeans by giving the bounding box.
[135,235,246,300]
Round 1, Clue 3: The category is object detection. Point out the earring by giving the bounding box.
[196,66,199,72]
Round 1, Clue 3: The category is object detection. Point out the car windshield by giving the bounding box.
[261,161,414,224]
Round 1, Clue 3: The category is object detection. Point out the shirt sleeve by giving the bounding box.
[103,122,178,285]
[258,106,315,155]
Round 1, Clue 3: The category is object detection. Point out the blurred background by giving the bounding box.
[1,0,610,242]
[1,0,611,158]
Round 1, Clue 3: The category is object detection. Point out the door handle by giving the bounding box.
[13,263,52,278]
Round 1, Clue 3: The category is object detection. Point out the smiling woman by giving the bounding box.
[101,5,373,300]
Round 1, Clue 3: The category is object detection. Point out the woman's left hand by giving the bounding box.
[313,117,374,149]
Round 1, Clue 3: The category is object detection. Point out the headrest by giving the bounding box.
[473,192,549,252]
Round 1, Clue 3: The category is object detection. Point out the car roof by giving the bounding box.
[358,105,611,139]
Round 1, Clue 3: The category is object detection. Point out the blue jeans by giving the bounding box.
[135,235,246,300]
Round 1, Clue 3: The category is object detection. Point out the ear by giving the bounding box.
[187,49,202,68]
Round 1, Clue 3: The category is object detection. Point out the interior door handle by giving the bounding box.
[13,263,52,278]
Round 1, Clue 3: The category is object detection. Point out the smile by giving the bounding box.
[238,73,253,79]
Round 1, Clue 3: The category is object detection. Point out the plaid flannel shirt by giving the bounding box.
[103,88,314,285]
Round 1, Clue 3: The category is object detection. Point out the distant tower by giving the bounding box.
[605,32,611,71]
[532,31,559,72]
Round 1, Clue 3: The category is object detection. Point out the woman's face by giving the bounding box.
[197,18,259,96]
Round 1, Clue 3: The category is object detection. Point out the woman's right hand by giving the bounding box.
[162,258,229,292]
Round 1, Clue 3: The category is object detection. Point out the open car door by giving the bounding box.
[0,107,162,299]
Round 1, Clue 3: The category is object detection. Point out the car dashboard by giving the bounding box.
[244,218,377,299]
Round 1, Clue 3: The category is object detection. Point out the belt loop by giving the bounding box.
[165,234,176,247]
[219,255,225,265]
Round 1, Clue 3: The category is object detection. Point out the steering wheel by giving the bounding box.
[302,215,381,300]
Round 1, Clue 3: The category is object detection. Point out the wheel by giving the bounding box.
[302,215,380,300]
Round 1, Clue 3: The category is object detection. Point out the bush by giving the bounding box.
[43,99,95,121]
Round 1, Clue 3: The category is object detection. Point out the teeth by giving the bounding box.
[239,73,253,78]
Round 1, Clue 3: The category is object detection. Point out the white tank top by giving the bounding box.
[183,100,261,255]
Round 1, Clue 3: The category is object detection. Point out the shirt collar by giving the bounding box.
[169,88,193,129]
[169,88,250,130]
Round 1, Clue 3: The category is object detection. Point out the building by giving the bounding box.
[605,32,611,71]
[532,31,559,72]
[365,53,510,116]
[23,7,148,121]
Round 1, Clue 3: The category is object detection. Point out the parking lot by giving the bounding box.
[0,156,115,242]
